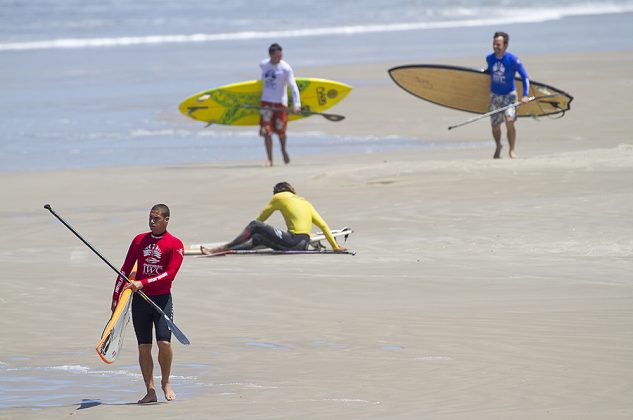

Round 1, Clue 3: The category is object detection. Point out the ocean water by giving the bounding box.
[1,0,633,172]
[0,357,205,409]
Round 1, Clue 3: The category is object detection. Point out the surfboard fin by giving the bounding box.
[187,106,208,116]
[537,99,561,108]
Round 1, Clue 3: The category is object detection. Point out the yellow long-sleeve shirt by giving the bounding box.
[256,191,339,250]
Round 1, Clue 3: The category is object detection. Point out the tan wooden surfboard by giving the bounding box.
[388,64,573,117]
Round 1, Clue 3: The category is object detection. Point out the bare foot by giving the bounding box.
[201,245,226,255]
[137,389,157,404]
[162,383,176,401]
[264,160,273,167]
[493,147,502,159]
[282,151,290,164]
[509,150,517,159]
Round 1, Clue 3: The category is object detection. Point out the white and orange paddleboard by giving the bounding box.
[95,263,137,364]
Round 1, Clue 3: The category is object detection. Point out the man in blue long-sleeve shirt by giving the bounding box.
[486,31,530,159]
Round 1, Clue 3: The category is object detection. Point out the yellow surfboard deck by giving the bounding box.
[389,65,573,117]
[179,78,351,125]
[96,263,137,364]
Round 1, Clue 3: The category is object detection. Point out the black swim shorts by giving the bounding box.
[132,293,173,344]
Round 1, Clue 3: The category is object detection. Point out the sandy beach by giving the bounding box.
[1,50,632,419]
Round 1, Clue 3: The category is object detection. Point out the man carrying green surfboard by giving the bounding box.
[259,43,301,166]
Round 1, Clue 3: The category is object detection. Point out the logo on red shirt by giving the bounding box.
[143,243,162,264]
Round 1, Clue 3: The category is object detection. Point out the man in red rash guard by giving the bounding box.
[111,203,184,404]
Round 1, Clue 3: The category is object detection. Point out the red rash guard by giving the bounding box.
[112,231,184,300]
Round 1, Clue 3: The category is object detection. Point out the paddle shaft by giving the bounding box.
[43,204,190,345]
[241,104,345,122]
[447,96,536,130]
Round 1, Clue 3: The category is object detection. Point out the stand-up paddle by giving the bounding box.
[240,104,345,122]
[448,96,536,130]
[44,204,190,345]
[447,94,568,130]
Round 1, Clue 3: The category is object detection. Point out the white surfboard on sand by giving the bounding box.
[184,227,353,255]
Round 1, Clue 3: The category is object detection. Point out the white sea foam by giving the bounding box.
[45,365,90,373]
[89,369,142,378]
[1,4,631,52]
[49,366,198,380]
[128,128,258,139]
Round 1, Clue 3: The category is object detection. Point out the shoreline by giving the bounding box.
[2,50,631,173]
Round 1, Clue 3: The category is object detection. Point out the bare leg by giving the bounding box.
[264,134,273,166]
[506,118,517,158]
[201,223,256,255]
[157,341,175,401]
[492,124,503,159]
[137,344,158,403]
[279,134,290,164]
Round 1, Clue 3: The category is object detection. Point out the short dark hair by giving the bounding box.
[493,31,509,46]
[273,182,295,195]
[268,43,282,55]
[151,203,170,218]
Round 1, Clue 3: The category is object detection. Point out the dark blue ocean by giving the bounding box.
[1,0,633,172]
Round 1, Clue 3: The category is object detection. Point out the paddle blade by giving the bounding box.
[165,315,191,345]
[322,114,345,122]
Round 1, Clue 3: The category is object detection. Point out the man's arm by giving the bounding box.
[256,198,277,222]
[259,60,266,79]
[111,236,139,310]
[286,66,301,113]
[517,58,530,99]
[483,55,492,74]
[310,205,342,251]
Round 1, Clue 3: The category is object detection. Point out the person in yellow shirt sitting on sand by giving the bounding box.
[201,182,346,255]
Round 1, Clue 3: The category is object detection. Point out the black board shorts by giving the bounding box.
[132,293,173,344]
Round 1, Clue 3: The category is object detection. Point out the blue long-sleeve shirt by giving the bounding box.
[486,52,529,96]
